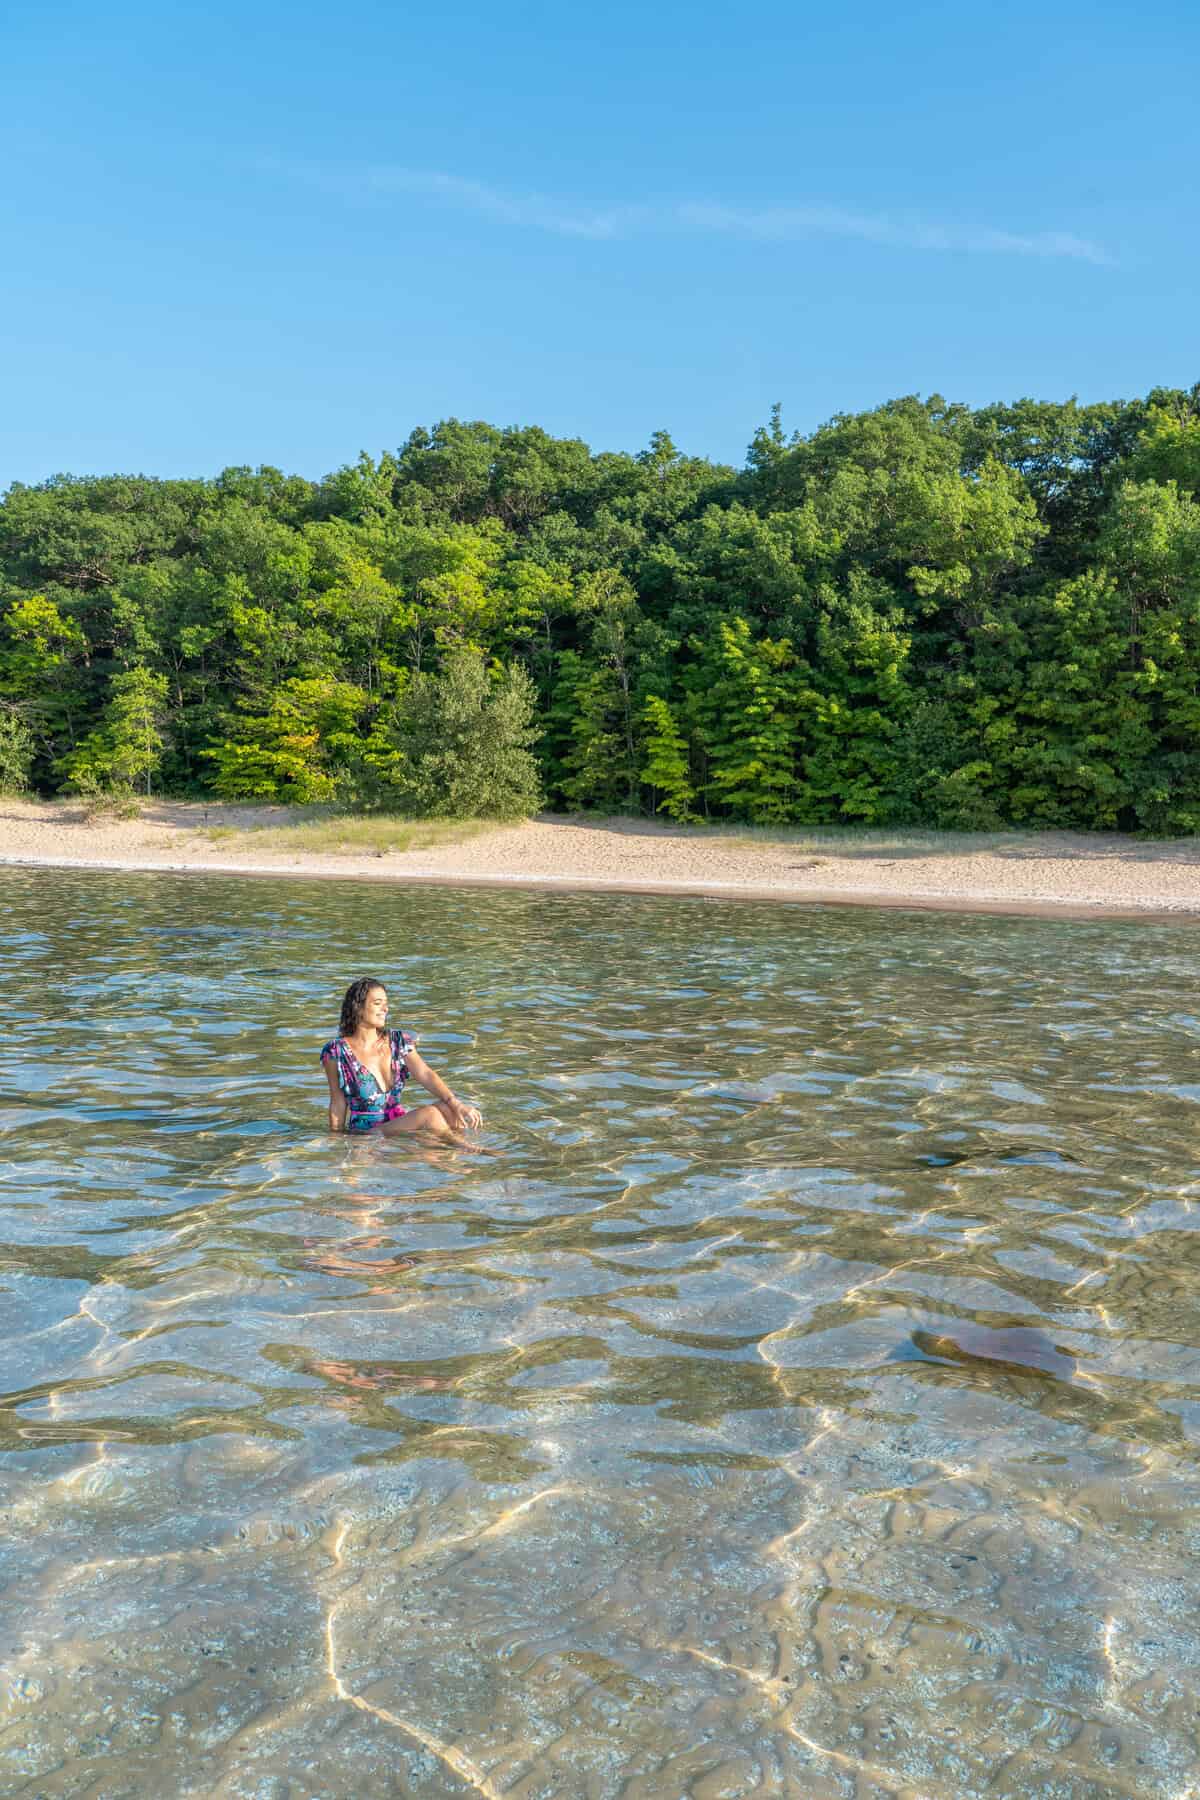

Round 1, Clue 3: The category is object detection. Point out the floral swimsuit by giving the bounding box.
[321,1028,415,1133]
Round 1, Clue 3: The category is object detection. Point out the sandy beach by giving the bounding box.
[1,798,1199,918]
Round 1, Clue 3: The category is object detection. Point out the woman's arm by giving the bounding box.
[322,1057,349,1133]
[406,1048,482,1131]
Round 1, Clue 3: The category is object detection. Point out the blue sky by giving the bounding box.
[3,0,1196,485]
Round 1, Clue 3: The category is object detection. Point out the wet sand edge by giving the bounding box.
[2,852,1198,922]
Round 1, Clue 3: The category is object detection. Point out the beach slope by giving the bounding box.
[2,800,1199,918]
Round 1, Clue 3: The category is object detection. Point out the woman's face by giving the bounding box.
[362,987,389,1031]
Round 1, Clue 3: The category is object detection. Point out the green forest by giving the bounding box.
[2,384,1199,832]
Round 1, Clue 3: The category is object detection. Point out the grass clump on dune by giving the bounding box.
[717,822,1022,856]
[203,812,495,857]
[583,813,1026,856]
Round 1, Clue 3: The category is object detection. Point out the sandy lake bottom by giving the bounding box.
[2,869,1199,1798]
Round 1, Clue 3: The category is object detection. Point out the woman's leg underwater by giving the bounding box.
[379,1101,473,1147]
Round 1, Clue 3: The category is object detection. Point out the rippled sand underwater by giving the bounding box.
[2,869,1200,1799]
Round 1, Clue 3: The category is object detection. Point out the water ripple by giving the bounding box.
[1,869,1199,1796]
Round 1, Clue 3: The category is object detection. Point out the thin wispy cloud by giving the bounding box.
[282,160,1112,266]
[677,201,1112,265]
[361,168,642,241]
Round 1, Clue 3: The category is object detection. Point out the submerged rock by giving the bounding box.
[904,1324,1079,1381]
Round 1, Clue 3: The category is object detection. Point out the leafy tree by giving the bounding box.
[553,651,632,813]
[106,665,172,795]
[316,451,400,524]
[686,617,804,822]
[393,419,502,522]
[1099,480,1200,830]
[59,666,171,799]
[0,592,91,771]
[768,395,968,536]
[0,708,34,794]
[894,458,1044,624]
[3,382,1200,836]
[303,526,412,694]
[1129,387,1200,497]
[205,678,369,803]
[971,574,1150,828]
[891,693,1002,830]
[802,582,913,821]
[551,571,662,812]
[387,651,542,819]
[496,556,574,688]
[378,520,506,669]
[641,695,697,821]
[642,502,825,638]
[0,474,211,594]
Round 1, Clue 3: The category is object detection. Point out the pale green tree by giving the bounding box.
[641,695,696,821]
[387,650,542,819]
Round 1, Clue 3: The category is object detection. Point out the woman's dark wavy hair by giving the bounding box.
[339,977,387,1040]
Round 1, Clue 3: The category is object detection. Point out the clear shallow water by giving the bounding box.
[2,870,1200,1800]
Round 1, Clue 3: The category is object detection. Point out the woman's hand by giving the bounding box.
[443,1096,482,1132]
[409,1050,482,1133]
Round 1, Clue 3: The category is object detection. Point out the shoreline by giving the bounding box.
[4,849,1188,919]
[2,801,1199,921]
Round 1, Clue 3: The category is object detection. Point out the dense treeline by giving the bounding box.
[2,385,1199,830]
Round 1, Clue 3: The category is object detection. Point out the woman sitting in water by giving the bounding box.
[321,977,482,1141]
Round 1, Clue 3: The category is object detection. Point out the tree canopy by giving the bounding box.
[3,388,1199,829]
